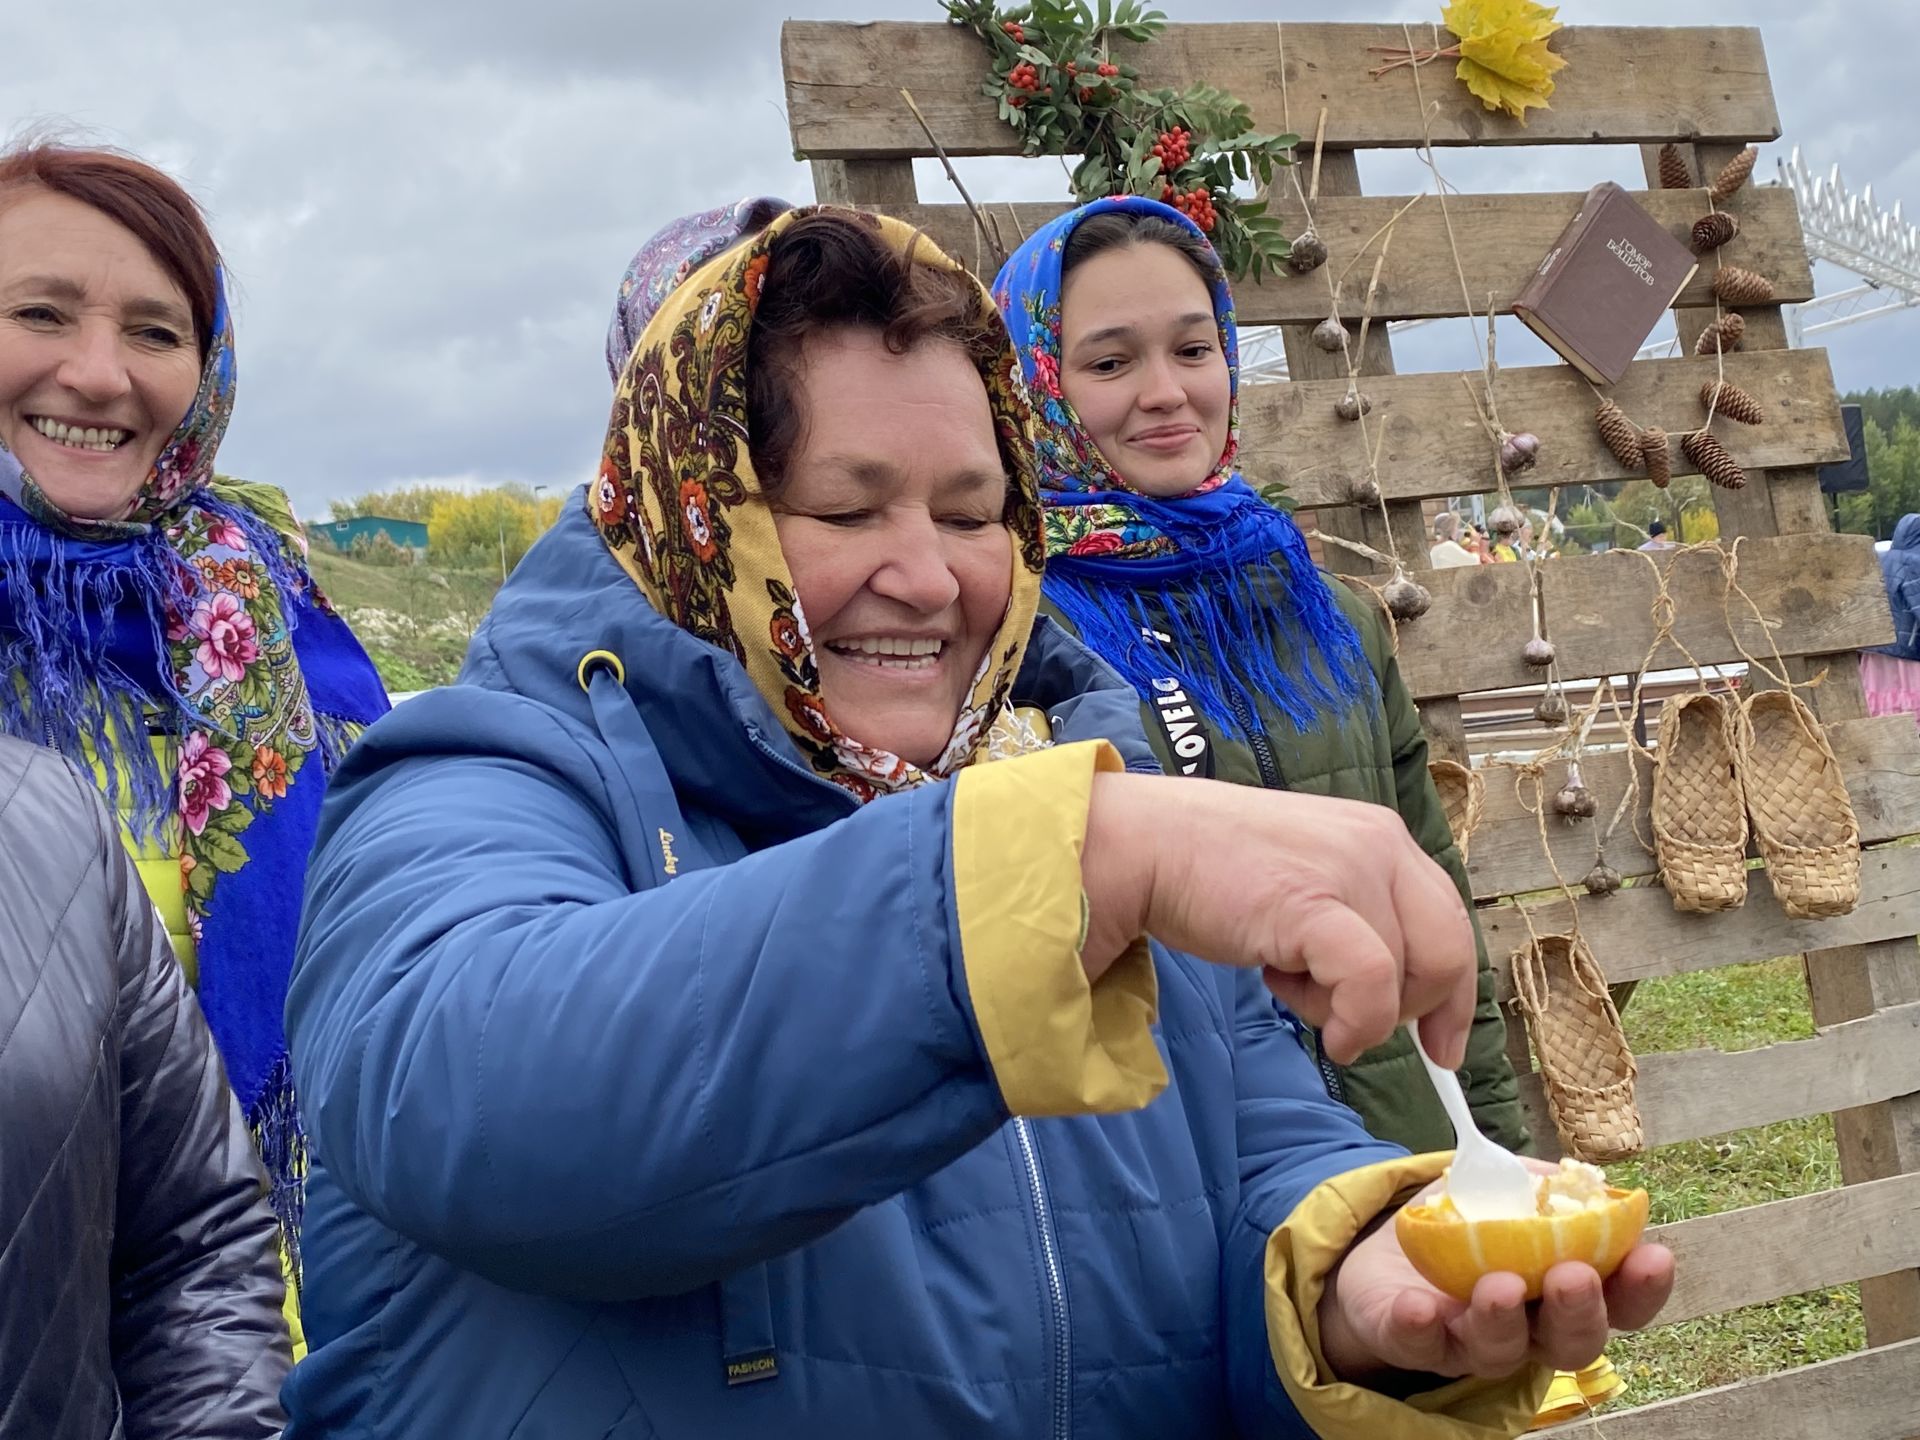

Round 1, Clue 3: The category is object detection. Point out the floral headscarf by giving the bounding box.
[0,267,388,1276]
[591,206,1047,802]
[604,196,794,384]
[992,196,1368,737]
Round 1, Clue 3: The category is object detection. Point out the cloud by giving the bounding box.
[5,0,1914,518]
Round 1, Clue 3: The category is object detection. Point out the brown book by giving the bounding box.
[1513,182,1699,385]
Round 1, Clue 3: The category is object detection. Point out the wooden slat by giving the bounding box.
[1463,714,1920,902]
[1241,350,1846,508]
[1485,845,1920,998]
[783,22,1780,159]
[1538,1338,1920,1440]
[889,187,1813,324]
[1516,1003,1920,1156]
[1388,532,1892,701]
[1649,1173,1920,1325]
[1810,935,1920,1350]
[808,157,917,207]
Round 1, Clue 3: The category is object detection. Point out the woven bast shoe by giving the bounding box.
[1736,689,1862,919]
[1428,759,1485,863]
[1511,934,1643,1163]
[1652,692,1748,913]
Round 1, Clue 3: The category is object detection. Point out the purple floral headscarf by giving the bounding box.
[605,196,794,382]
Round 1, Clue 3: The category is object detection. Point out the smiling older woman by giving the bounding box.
[284,207,1672,1439]
[0,141,389,1382]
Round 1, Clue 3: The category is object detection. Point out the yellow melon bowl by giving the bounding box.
[1394,1186,1651,1303]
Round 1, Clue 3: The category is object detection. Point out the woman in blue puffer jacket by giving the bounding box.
[282,205,1672,1439]
[1863,513,1920,721]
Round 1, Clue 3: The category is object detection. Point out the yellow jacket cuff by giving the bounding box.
[1266,1153,1555,1439]
[952,739,1166,1117]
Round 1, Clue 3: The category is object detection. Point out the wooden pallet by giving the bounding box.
[783,17,1920,1434]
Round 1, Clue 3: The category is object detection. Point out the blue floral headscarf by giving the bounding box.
[0,267,388,1277]
[992,196,1368,737]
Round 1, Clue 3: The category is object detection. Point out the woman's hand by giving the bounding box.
[1080,771,1479,1067]
[1316,1168,1675,1386]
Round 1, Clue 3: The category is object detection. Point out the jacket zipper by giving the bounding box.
[1224,687,1346,1101]
[1225,686,1283,794]
[754,716,1080,1431]
[1012,1117,1071,1440]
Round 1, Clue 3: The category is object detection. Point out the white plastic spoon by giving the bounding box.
[1409,1026,1537,1223]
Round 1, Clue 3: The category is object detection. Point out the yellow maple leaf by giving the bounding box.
[1440,0,1567,122]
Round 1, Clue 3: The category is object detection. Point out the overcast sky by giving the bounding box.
[8,0,1916,519]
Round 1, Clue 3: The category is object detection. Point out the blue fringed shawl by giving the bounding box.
[993,196,1368,738]
[0,273,387,1278]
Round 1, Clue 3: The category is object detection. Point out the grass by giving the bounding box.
[309,547,501,692]
[1597,956,1867,1406]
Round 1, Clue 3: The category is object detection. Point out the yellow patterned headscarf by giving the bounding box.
[589,206,1047,803]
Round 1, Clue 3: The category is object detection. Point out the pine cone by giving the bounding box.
[1712,266,1776,306]
[1695,312,1747,354]
[1710,145,1759,202]
[1595,399,1643,470]
[1683,429,1747,489]
[1642,426,1672,488]
[1658,142,1694,191]
[1692,212,1740,251]
[1700,379,1765,425]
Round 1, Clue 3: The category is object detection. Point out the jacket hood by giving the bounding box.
[1891,514,1920,552]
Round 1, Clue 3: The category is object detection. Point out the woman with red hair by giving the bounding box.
[0,140,387,1425]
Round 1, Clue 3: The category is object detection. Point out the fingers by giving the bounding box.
[1376,1285,1456,1376]
[1395,861,1479,1070]
[1413,990,1474,1074]
[1281,902,1402,1064]
[1602,1244,1676,1333]
[1261,967,1330,1027]
[1531,1264,1612,1372]
[1373,1272,1533,1379]
[1449,1272,1533,1377]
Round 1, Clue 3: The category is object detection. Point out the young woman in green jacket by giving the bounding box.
[994,196,1531,1159]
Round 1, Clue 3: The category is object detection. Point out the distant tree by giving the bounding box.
[1843,386,1920,437]
[426,486,542,574]
[1834,403,1920,540]
[1603,475,1714,548]
[330,485,444,523]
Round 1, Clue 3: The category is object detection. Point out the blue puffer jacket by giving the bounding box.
[1874,513,1920,661]
[283,502,1540,1439]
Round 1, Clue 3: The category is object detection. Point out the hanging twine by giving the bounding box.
[1278,20,1424,577]
[1399,22,1578,698]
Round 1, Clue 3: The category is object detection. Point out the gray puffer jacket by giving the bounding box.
[0,736,289,1438]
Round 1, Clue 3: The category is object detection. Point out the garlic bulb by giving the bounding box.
[1554,763,1596,819]
[1313,316,1348,353]
[1499,431,1541,475]
[1286,230,1329,275]
[1383,574,1433,621]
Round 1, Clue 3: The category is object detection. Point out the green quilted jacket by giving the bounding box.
[1042,578,1533,1157]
